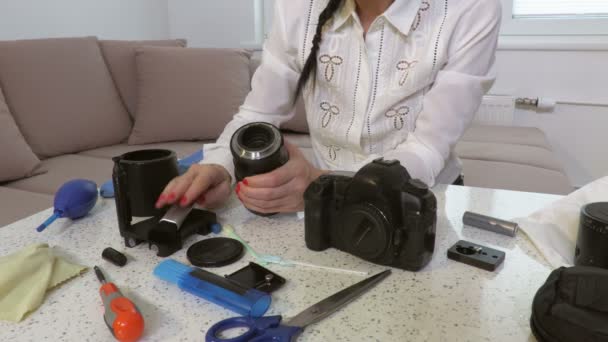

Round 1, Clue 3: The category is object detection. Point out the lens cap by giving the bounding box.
[187,238,244,268]
[340,204,391,260]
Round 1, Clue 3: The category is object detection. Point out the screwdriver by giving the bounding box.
[94,266,144,342]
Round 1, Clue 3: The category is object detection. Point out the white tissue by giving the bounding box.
[513,176,608,268]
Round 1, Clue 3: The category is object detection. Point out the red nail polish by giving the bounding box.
[168,193,176,201]
[180,196,188,206]
[243,179,249,186]
[235,184,241,194]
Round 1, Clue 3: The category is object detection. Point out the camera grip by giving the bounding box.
[304,178,332,251]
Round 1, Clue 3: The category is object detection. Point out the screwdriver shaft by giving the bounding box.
[94,266,107,284]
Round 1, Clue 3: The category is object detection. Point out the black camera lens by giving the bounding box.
[238,125,275,151]
[231,122,289,182]
[231,122,290,216]
[575,202,608,269]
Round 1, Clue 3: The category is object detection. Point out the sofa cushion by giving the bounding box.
[461,125,551,150]
[128,47,252,145]
[461,159,573,195]
[0,86,44,183]
[6,155,114,195]
[455,141,565,172]
[0,36,132,158]
[99,39,187,118]
[80,142,206,160]
[0,187,53,228]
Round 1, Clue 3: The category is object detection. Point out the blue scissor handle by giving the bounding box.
[206,315,303,342]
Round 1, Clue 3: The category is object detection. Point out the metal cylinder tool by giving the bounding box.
[463,211,519,237]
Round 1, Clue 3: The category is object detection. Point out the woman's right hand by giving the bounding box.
[155,164,232,209]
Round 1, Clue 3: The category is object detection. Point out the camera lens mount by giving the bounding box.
[340,203,391,261]
[231,123,283,161]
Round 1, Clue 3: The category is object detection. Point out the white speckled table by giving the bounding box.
[0,185,562,342]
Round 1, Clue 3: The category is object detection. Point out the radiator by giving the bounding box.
[473,95,516,126]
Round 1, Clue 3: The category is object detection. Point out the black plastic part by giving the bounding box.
[112,149,219,257]
[225,262,286,294]
[102,247,127,267]
[447,240,505,271]
[187,238,245,267]
[189,268,249,295]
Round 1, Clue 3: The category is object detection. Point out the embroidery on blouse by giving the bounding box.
[326,145,341,161]
[385,106,410,130]
[320,102,341,128]
[396,60,418,86]
[346,45,363,140]
[412,1,431,31]
[432,0,448,73]
[366,23,386,154]
[302,0,315,64]
[319,55,343,82]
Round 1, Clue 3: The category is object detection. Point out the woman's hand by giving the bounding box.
[236,141,326,213]
[155,164,232,209]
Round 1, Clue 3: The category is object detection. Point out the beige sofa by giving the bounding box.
[0,37,572,228]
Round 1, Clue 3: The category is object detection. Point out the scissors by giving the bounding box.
[206,269,391,342]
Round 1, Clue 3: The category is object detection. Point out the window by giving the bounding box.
[500,0,608,36]
[513,0,608,18]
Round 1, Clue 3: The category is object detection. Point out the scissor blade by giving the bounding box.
[285,269,391,328]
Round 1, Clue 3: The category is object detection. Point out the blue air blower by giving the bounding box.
[36,179,99,232]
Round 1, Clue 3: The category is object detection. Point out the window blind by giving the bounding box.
[514,0,608,18]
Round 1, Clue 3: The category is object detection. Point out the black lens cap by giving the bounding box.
[187,238,245,268]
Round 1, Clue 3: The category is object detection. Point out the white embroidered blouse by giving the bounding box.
[202,0,501,186]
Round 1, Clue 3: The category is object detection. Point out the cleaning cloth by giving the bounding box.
[0,243,87,322]
[514,176,608,268]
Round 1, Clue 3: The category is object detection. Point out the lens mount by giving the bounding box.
[231,122,283,161]
[340,203,391,260]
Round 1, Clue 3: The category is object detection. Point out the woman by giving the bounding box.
[156,0,501,214]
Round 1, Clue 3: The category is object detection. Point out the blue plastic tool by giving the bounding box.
[154,259,270,317]
[36,179,99,232]
[205,270,392,342]
[100,149,203,198]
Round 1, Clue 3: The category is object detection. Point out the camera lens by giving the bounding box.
[231,122,289,181]
[239,125,274,151]
[230,122,290,216]
[575,202,608,269]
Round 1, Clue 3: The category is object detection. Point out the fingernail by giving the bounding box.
[235,183,241,194]
[243,179,249,186]
[180,196,188,206]
[168,193,176,201]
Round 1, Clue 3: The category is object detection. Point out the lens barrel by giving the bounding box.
[230,122,289,216]
[575,202,608,269]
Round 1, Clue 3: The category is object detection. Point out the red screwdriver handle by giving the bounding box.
[100,283,144,342]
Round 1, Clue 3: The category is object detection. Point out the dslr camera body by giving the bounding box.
[304,158,437,271]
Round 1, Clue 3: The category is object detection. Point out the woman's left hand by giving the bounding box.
[236,140,325,213]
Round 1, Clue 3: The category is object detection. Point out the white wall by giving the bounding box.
[168,1,256,48]
[492,49,608,187]
[0,0,169,40]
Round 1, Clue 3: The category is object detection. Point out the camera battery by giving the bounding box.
[447,240,505,271]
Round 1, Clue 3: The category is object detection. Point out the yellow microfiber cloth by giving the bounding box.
[0,243,87,322]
